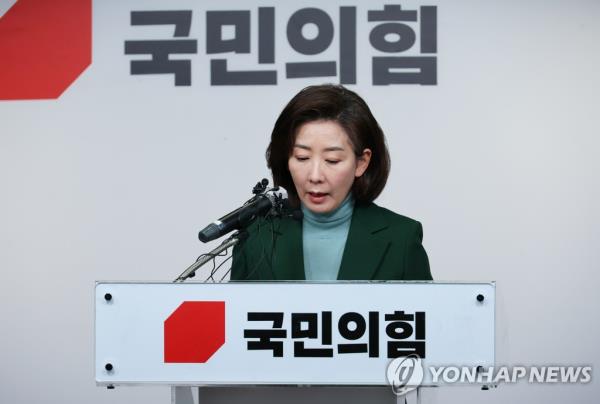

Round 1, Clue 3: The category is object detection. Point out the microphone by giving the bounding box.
[198,187,288,243]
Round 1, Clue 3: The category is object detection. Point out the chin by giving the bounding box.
[310,206,332,214]
[303,201,335,214]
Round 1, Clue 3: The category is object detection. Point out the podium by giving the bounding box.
[95,281,495,403]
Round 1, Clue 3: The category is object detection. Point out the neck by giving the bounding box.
[301,194,354,227]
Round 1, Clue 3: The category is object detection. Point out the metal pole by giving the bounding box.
[174,233,242,282]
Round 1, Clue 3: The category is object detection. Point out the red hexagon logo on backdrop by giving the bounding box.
[0,0,92,100]
[164,301,226,363]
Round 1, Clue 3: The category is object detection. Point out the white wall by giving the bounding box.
[0,0,598,402]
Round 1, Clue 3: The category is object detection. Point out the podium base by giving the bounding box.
[172,386,437,404]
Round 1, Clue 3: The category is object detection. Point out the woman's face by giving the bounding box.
[288,120,371,214]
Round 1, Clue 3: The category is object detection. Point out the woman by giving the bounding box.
[230,84,432,281]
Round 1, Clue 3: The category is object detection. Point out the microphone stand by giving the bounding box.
[173,231,247,283]
[174,178,274,283]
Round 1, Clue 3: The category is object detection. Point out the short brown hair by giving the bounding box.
[266,84,391,206]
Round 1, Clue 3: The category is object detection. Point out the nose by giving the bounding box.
[308,160,324,184]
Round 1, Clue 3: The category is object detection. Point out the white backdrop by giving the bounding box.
[0,0,599,403]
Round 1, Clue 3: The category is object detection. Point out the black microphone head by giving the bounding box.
[291,209,303,221]
[198,223,220,243]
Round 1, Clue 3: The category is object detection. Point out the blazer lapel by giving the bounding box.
[337,203,391,280]
[271,217,305,280]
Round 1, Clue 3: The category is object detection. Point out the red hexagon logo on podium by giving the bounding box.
[164,301,225,363]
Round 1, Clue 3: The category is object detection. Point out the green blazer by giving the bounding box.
[230,202,432,281]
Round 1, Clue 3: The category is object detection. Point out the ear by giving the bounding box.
[355,148,372,177]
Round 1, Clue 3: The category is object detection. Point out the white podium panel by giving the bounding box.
[95,282,494,386]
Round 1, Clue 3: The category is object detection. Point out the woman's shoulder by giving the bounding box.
[354,202,422,232]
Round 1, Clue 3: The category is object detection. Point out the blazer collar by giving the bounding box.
[337,203,391,280]
[271,203,390,281]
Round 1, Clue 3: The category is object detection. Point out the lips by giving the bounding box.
[307,191,328,204]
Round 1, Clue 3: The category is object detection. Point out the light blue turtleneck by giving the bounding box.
[301,194,354,280]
